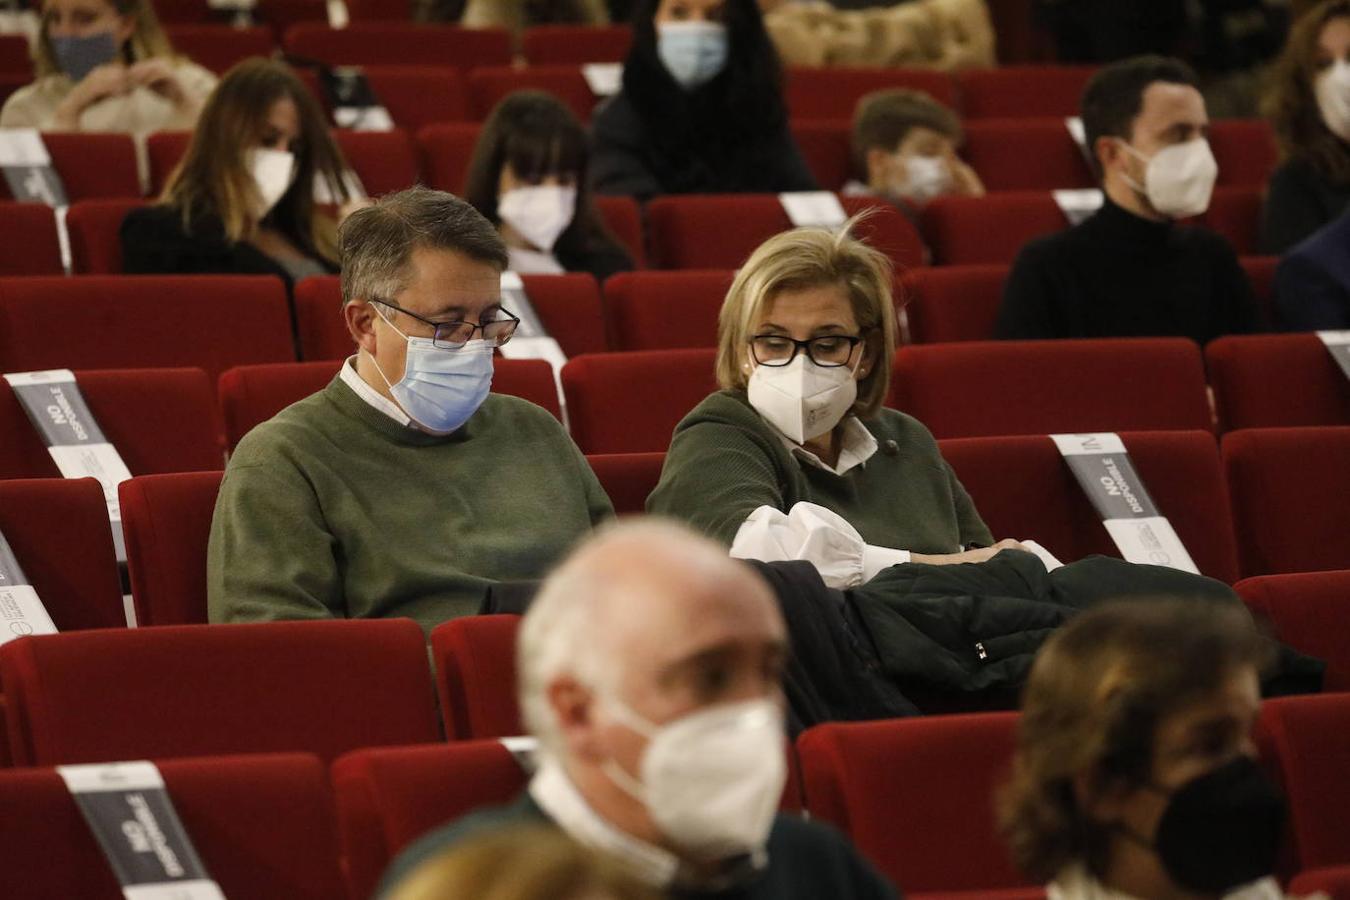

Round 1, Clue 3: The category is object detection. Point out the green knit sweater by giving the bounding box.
[207,373,612,634]
[647,391,992,553]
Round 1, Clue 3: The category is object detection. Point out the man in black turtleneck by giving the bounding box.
[996,56,1259,346]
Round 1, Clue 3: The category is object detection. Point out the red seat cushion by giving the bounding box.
[562,349,719,454]
[1236,570,1350,691]
[118,471,223,627]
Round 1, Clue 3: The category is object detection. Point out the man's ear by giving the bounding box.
[1095,135,1124,184]
[344,300,378,355]
[549,676,606,763]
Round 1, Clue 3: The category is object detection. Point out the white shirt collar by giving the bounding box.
[777,415,878,476]
[338,355,412,427]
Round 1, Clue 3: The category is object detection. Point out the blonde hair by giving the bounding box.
[715,217,898,420]
[388,825,659,900]
[34,0,175,78]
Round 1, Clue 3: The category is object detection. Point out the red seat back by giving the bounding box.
[0,753,347,900]
[65,198,148,274]
[562,349,719,453]
[1209,119,1278,188]
[1194,185,1261,256]
[164,24,275,75]
[790,120,853,192]
[0,33,30,76]
[0,478,123,631]
[219,361,342,449]
[334,128,419,196]
[1291,866,1350,899]
[0,368,225,479]
[1223,427,1350,578]
[786,67,958,121]
[1261,694,1350,871]
[118,471,224,627]
[891,338,1213,438]
[1236,570,1350,692]
[431,614,522,741]
[586,452,665,514]
[956,65,1096,118]
[798,712,1028,893]
[284,23,512,68]
[920,192,1068,265]
[0,202,63,275]
[146,130,191,196]
[647,194,925,271]
[1239,255,1279,329]
[0,276,295,382]
[468,65,599,122]
[0,133,140,201]
[0,619,441,766]
[902,264,1008,344]
[603,269,732,350]
[360,66,471,130]
[963,118,1095,190]
[346,0,412,18]
[942,430,1241,584]
[1207,334,1350,431]
[594,194,645,269]
[521,25,632,64]
[417,121,481,194]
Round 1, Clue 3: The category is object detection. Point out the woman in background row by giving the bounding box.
[0,0,214,136]
[121,59,355,287]
[463,91,633,280]
[591,0,817,201]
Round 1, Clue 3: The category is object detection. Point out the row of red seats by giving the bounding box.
[1,620,1346,898]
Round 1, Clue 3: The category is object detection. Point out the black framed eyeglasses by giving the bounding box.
[748,333,865,368]
[373,298,520,350]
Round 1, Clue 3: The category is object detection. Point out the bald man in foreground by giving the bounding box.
[380,520,898,899]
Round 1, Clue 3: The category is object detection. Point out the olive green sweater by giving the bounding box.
[207,374,612,634]
[647,391,991,553]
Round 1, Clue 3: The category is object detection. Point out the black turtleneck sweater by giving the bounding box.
[995,196,1260,345]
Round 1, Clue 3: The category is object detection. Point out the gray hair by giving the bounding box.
[337,186,509,306]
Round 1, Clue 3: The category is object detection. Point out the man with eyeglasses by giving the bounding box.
[207,187,613,633]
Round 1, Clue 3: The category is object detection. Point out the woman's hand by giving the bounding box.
[52,62,127,128]
[128,58,189,107]
[911,538,1027,566]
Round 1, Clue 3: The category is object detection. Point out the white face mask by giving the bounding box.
[601,697,786,861]
[498,183,577,253]
[747,353,860,445]
[1316,60,1350,143]
[657,20,729,91]
[368,305,495,434]
[1118,137,1218,219]
[247,147,297,220]
[889,154,953,204]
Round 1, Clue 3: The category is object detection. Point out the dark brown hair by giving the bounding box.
[850,89,962,181]
[1263,0,1350,184]
[1080,55,1199,180]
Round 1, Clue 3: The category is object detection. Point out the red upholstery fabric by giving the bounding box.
[901,264,1008,344]
[164,25,275,74]
[1209,119,1278,187]
[494,358,564,419]
[332,740,528,900]
[334,128,420,196]
[785,67,958,121]
[594,194,645,268]
[1261,694,1350,871]
[431,615,522,740]
[294,276,353,361]
[256,0,330,35]
[0,368,225,479]
[1207,334,1350,431]
[346,0,412,19]
[791,120,853,191]
[358,66,471,130]
[0,619,441,766]
[1291,866,1350,899]
[891,338,1213,438]
[0,202,63,275]
[219,361,342,449]
[65,198,147,274]
[647,194,925,271]
[941,430,1241,584]
[468,65,600,122]
[417,121,481,194]
[1236,571,1350,691]
[0,478,123,631]
[962,118,1095,190]
[562,349,719,453]
[920,192,1067,265]
[520,24,632,64]
[1193,185,1261,256]
[0,276,294,382]
[146,130,190,196]
[118,471,223,627]
[283,23,512,68]
[0,33,29,76]
[1239,255,1279,329]
[1223,427,1350,577]
[0,133,139,201]
[956,65,1096,118]
[585,452,665,514]
[0,753,347,900]
[798,713,1029,893]
[603,269,733,350]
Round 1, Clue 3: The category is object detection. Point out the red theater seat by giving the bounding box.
[798,713,1031,894]
[791,120,853,191]
[417,121,480,194]
[119,471,223,627]
[357,66,472,130]
[0,479,123,631]
[0,133,140,201]
[921,192,1068,265]
[1209,119,1278,188]
[562,349,719,453]
[0,619,440,766]
[956,65,1096,119]
[334,128,420,196]
[165,24,275,75]
[595,194,645,268]
[0,368,225,479]
[890,338,1213,438]
[332,740,529,900]
[786,67,957,121]
[1195,185,1261,256]
[0,202,63,276]
[346,0,412,19]
[603,269,732,351]
[431,615,522,740]
[0,33,29,76]
[521,24,632,64]
[1236,570,1350,691]
[0,753,347,900]
[901,264,1008,343]
[1292,867,1350,900]
[468,65,599,122]
[1207,334,1350,431]
[283,23,512,69]
[586,452,665,515]
[1223,427,1350,578]
[962,118,1094,190]
[941,430,1241,584]
[647,194,925,271]
[0,276,294,382]
[146,130,190,196]
[1239,255,1279,328]
[1261,694,1350,871]
[65,198,147,274]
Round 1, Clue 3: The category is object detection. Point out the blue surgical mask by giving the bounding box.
[657,20,728,91]
[50,30,119,83]
[368,306,494,434]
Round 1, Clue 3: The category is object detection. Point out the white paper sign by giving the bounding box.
[582,63,623,97]
[499,272,569,422]
[1318,330,1350,381]
[499,735,539,773]
[333,105,394,132]
[779,191,848,228]
[1064,116,1087,153]
[1052,188,1104,226]
[0,127,51,167]
[0,585,58,645]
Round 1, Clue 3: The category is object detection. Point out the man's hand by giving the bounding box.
[911,538,1027,566]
